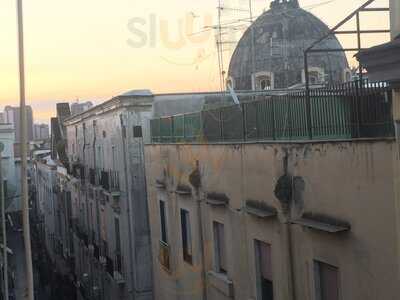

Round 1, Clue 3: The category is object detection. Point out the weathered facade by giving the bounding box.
[145,139,400,300]
[62,93,154,300]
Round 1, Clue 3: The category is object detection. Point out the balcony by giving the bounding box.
[105,256,114,277]
[89,168,96,185]
[159,241,170,270]
[100,170,120,194]
[113,253,126,285]
[100,171,110,191]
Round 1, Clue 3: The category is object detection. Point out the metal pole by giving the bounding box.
[304,52,313,139]
[249,0,255,92]
[356,12,363,82]
[16,1,35,299]
[0,146,9,300]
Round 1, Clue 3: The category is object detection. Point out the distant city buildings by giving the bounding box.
[70,101,93,116]
[4,105,34,142]
[33,123,50,140]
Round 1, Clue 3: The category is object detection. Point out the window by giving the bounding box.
[213,222,227,274]
[255,241,273,300]
[115,218,122,273]
[253,72,274,91]
[180,209,193,264]
[133,126,143,138]
[303,67,325,85]
[159,200,170,269]
[309,71,321,85]
[314,261,339,300]
[160,201,168,243]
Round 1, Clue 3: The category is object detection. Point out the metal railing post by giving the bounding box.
[304,52,313,140]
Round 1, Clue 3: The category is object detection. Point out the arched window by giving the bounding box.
[252,72,274,91]
[343,69,352,82]
[302,67,325,85]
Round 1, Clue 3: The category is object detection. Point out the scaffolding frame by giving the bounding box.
[304,0,390,139]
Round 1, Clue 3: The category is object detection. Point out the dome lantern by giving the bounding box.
[270,0,300,10]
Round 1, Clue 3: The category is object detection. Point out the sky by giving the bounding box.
[0,0,390,123]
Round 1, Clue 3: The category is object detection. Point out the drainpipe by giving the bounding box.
[276,152,296,300]
[196,201,208,300]
[192,161,207,300]
[120,114,136,300]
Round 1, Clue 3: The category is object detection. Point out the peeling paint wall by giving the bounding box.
[145,139,399,300]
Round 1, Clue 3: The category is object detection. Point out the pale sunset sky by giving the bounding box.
[0,0,390,123]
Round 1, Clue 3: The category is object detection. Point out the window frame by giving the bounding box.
[254,240,274,300]
[180,209,193,264]
[159,200,168,244]
[314,260,340,300]
[213,221,227,274]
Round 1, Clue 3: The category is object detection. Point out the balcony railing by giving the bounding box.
[100,171,109,191]
[150,80,394,143]
[106,256,114,277]
[100,170,120,192]
[159,241,170,270]
[89,168,96,185]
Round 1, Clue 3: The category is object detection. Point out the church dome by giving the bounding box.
[227,0,349,90]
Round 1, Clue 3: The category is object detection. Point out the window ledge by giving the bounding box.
[207,270,234,297]
[292,216,350,233]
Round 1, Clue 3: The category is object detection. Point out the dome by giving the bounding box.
[227,0,350,90]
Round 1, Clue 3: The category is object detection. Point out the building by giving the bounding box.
[227,0,350,90]
[145,80,400,300]
[70,101,94,116]
[33,123,50,141]
[0,124,19,213]
[4,105,34,142]
[63,92,154,300]
[33,92,156,300]
[143,2,400,298]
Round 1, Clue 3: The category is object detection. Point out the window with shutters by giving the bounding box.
[255,240,273,300]
[213,222,227,274]
[180,209,193,264]
[314,261,340,300]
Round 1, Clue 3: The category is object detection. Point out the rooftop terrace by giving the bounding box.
[150,80,394,144]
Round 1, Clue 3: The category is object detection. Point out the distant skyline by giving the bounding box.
[0,0,390,123]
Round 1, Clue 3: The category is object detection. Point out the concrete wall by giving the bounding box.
[145,139,400,300]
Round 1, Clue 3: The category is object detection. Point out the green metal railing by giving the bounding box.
[151,81,394,143]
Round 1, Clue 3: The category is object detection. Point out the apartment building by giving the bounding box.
[144,75,400,300]
[61,91,154,300]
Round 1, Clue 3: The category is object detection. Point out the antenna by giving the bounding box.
[215,0,253,92]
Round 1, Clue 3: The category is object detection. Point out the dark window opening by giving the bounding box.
[160,200,168,244]
[314,261,339,300]
[180,209,192,264]
[133,126,143,138]
[256,240,273,300]
[213,221,227,274]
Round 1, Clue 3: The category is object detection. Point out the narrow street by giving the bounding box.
[7,229,49,300]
